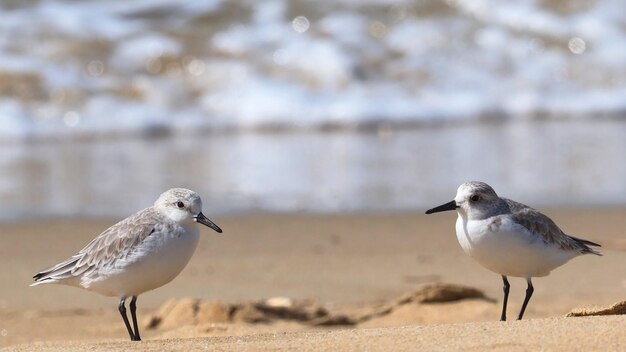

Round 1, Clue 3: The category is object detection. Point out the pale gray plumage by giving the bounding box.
[32,207,167,285]
[504,199,600,255]
[31,188,223,341]
[426,181,600,321]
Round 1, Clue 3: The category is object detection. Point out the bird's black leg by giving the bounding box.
[118,297,137,341]
[517,278,534,320]
[130,296,141,341]
[500,275,510,321]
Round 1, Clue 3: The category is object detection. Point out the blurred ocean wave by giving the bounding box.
[0,0,625,139]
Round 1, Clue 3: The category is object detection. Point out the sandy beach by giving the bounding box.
[2,209,626,350]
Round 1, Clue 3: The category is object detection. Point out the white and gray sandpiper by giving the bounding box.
[426,181,601,321]
[31,188,223,341]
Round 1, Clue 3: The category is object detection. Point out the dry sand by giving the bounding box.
[1,209,626,350]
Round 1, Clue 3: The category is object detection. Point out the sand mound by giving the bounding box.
[145,296,350,330]
[146,283,489,331]
[351,282,489,323]
[145,298,230,330]
[567,300,626,317]
[396,282,487,304]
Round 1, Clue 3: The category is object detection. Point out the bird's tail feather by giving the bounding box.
[568,235,602,256]
[30,278,59,287]
[32,256,81,285]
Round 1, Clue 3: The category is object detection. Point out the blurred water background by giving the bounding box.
[0,0,625,219]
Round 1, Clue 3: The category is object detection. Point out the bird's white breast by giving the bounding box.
[455,214,577,278]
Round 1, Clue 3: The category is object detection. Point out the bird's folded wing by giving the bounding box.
[511,207,598,254]
[33,208,160,282]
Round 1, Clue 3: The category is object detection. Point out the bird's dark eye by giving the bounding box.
[470,195,480,202]
[176,201,185,209]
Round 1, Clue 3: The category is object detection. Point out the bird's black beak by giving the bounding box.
[425,200,458,214]
[195,212,223,233]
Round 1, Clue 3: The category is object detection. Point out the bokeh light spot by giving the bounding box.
[292,16,310,33]
[273,49,290,65]
[568,37,586,54]
[369,21,388,39]
[63,111,80,127]
[186,59,206,76]
[87,60,105,77]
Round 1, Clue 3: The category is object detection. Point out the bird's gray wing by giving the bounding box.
[33,208,162,283]
[506,200,600,255]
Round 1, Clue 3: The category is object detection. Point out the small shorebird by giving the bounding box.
[31,188,223,341]
[425,181,600,321]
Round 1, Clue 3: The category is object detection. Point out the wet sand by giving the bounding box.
[2,209,626,350]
